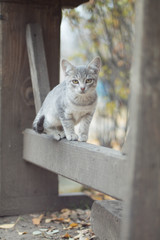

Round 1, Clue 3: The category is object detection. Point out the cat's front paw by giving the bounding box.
[66,133,78,141]
[53,131,66,141]
[78,134,88,142]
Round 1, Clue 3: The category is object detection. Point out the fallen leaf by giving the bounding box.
[85,210,91,220]
[50,213,57,218]
[61,208,70,213]
[47,227,56,232]
[0,223,15,229]
[76,209,84,215]
[45,217,70,224]
[39,228,48,232]
[74,233,82,239]
[60,209,71,219]
[46,229,59,235]
[104,195,115,200]
[51,229,60,234]
[91,195,103,201]
[81,221,91,227]
[54,217,65,222]
[17,231,27,236]
[32,230,42,236]
[69,222,78,228]
[70,210,77,221]
[32,214,44,225]
[90,236,96,240]
[62,232,71,239]
[0,216,20,229]
[63,218,71,223]
[45,218,52,223]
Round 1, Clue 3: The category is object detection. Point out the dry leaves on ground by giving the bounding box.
[29,208,96,239]
[0,190,113,239]
[32,213,44,225]
[0,216,20,229]
[83,189,115,201]
[0,223,15,229]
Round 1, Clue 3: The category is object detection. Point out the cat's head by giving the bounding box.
[61,57,101,95]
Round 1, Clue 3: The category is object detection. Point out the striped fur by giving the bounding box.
[33,57,101,141]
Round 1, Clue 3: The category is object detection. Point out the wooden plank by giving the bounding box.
[0,1,60,216]
[61,0,89,8]
[26,24,50,113]
[91,200,122,240]
[121,0,160,239]
[23,129,127,200]
[58,193,93,210]
[0,0,89,8]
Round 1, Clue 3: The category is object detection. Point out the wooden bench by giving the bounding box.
[0,0,160,239]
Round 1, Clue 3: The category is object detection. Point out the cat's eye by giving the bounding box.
[72,79,79,84]
[86,79,93,84]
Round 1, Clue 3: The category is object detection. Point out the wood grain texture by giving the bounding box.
[91,200,122,240]
[0,1,61,215]
[122,1,160,239]
[26,24,50,113]
[61,0,89,8]
[23,129,127,200]
[0,0,89,8]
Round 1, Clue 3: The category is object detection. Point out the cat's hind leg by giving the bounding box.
[43,115,65,140]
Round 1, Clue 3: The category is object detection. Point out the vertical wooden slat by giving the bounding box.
[26,24,50,113]
[122,0,160,239]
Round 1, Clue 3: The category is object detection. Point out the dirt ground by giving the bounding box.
[0,190,114,239]
[0,208,99,240]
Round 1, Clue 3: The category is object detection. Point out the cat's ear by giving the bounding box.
[61,59,75,75]
[88,56,101,73]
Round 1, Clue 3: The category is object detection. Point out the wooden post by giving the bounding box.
[0,0,61,215]
[122,0,160,239]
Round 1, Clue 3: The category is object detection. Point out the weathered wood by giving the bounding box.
[26,24,50,113]
[0,1,60,216]
[59,193,93,210]
[0,0,89,8]
[91,200,122,240]
[23,129,127,199]
[121,0,160,239]
[61,0,89,8]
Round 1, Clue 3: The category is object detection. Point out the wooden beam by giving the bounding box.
[23,129,127,200]
[0,0,89,8]
[61,0,89,8]
[121,0,160,239]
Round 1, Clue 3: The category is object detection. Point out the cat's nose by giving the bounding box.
[81,87,85,91]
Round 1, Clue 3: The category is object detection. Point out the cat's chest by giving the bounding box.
[72,110,88,123]
[65,94,97,123]
[66,104,95,124]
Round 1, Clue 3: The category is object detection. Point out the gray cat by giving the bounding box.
[33,57,101,142]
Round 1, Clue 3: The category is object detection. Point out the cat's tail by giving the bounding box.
[33,115,45,134]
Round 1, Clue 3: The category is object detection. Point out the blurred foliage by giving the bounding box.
[63,0,135,148]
